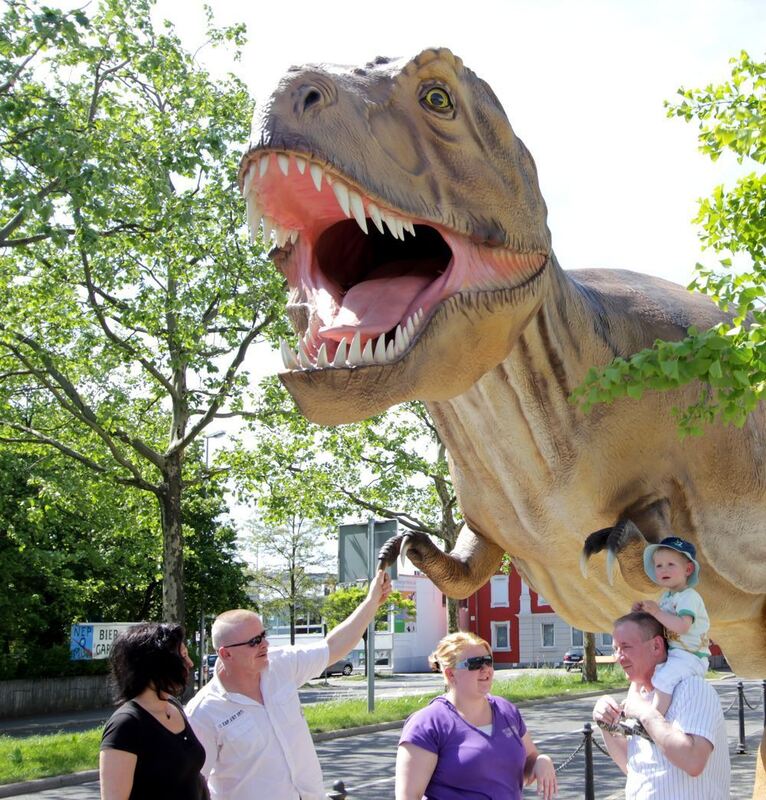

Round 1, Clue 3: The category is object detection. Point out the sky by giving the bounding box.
[152,0,765,380]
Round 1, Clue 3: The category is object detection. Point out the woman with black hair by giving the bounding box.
[99,622,208,799]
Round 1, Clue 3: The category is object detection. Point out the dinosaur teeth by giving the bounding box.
[348,190,368,234]
[332,338,348,367]
[373,333,387,364]
[348,331,363,365]
[367,202,385,234]
[243,152,422,249]
[310,163,323,191]
[332,181,351,218]
[280,339,300,370]
[280,323,426,372]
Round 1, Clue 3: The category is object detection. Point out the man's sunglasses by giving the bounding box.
[224,630,268,649]
[454,655,493,671]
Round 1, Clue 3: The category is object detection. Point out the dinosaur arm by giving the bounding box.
[380,523,504,599]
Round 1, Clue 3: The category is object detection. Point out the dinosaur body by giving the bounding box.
[240,48,765,686]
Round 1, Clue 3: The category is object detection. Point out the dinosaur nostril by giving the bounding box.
[303,88,322,111]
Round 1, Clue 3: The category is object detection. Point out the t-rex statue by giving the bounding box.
[240,48,766,793]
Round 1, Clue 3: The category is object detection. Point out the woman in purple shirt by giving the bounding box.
[396,632,557,799]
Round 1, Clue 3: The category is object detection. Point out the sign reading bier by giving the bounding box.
[70,622,135,660]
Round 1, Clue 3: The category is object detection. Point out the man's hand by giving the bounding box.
[592,694,628,774]
[592,695,622,728]
[368,569,392,607]
[621,682,655,724]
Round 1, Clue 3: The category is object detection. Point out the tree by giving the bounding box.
[239,381,463,628]
[245,515,335,645]
[0,442,248,677]
[322,583,415,675]
[573,51,765,433]
[0,0,284,621]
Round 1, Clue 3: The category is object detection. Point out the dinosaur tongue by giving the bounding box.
[319,260,436,341]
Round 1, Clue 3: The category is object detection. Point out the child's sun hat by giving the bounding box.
[643,536,700,587]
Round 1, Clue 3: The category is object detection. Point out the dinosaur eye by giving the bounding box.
[421,86,454,114]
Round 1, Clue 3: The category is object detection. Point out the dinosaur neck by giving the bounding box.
[427,253,609,486]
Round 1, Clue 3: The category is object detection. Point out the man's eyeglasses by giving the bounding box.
[224,630,268,649]
[454,654,493,671]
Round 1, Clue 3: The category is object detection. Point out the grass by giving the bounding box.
[0,667,628,785]
[0,729,101,785]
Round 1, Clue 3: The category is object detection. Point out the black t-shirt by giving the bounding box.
[100,699,207,800]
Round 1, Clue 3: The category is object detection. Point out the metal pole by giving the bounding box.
[583,722,594,800]
[327,780,347,799]
[198,610,206,687]
[762,679,766,729]
[737,681,746,754]
[367,517,375,713]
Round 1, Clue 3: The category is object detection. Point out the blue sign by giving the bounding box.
[70,624,94,660]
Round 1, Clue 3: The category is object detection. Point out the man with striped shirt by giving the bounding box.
[593,611,730,799]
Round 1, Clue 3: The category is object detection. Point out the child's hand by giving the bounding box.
[631,601,644,613]
[634,599,660,617]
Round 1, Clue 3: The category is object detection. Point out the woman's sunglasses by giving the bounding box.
[454,655,493,670]
[224,630,268,648]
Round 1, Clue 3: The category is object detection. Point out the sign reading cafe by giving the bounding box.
[70,622,134,660]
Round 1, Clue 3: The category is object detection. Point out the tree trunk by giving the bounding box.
[446,596,459,633]
[158,457,185,623]
[582,631,598,682]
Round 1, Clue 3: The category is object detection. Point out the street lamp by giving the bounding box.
[204,429,225,469]
[199,430,225,687]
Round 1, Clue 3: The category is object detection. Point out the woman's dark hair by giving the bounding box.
[109,622,189,703]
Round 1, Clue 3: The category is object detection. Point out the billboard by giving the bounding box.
[338,520,398,582]
[70,622,135,660]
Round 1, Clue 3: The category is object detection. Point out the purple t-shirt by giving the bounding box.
[399,695,528,800]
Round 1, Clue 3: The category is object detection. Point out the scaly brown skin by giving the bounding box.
[240,48,766,794]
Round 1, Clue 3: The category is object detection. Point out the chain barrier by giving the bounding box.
[721,694,739,714]
[553,735,586,773]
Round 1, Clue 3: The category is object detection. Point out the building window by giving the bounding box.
[491,621,511,651]
[541,623,555,648]
[600,633,613,648]
[571,628,584,647]
[536,593,548,606]
[490,575,509,607]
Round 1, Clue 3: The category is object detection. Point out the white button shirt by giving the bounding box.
[186,641,329,800]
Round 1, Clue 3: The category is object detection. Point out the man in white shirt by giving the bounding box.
[186,570,391,800]
[593,611,730,799]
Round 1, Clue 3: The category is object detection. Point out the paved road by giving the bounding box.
[4,676,764,798]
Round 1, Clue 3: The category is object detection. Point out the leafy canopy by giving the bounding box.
[572,52,765,434]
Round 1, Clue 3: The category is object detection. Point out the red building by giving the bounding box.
[460,568,612,666]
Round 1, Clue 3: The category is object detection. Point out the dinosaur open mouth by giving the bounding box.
[240,150,546,371]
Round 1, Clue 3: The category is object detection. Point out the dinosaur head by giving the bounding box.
[241,47,552,424]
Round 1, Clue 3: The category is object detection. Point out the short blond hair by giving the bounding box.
[211,609,260,650]
[429,632,491,686]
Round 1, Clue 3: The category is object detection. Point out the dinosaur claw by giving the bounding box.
[579,551,590,579]
[400,538,410,567]
[606,549,616,586]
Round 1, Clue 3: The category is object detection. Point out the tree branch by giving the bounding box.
[0,422,158,493]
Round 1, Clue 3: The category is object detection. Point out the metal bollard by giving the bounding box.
[737,681,746,754]
[326,780,348,799]
[762,680,766,728]
[583,722,595,800]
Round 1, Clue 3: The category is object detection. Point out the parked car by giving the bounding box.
[318,658,354,677]
[562,646,607,671]
[194,653,218,683]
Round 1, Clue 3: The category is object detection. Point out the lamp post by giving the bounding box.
[198,430,225,687]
